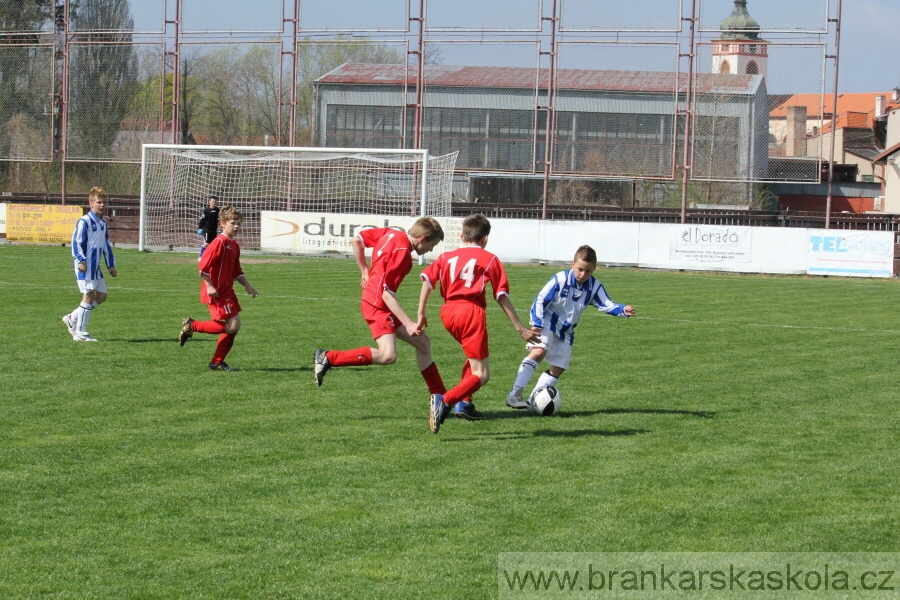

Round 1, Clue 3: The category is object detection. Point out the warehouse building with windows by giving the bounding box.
[313,63,770,182]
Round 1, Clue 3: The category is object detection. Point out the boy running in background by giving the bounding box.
[506,245,635,409]
[313,217,446,397]
[62,186,117,342]
[179,205,258,371]
[419,214,539,433]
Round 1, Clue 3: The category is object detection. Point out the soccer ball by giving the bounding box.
[528,385,562,416]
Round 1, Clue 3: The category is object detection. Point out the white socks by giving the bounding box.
[534,372,559,392]
[511,358,539,395]
[73,302,94,333]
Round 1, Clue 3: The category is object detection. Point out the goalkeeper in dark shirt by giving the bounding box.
[198,195,220,258]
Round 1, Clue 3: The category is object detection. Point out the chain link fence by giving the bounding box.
[0,0,837,203]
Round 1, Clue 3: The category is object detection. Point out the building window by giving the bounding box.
[746,61,758,75]
[749,44,757,55]
[720,60,731,74]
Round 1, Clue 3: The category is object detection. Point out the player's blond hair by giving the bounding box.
[218,205,242,224]
[88,186,108,201]
[574,245,597,264]
[409,216,444,242]
[462,213,491,243]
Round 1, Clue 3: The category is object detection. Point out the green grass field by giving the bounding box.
[1,244,898,598]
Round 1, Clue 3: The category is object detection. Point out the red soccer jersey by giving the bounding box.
[421,245,509,308]
[358,227,413,310]
[198,233,244,304]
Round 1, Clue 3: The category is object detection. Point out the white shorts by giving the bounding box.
[526,328,573,370]
[77,278,107,294]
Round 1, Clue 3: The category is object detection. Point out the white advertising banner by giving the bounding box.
[0,203,6,235]
[260,211,463,260]
[806,230,894,278]
[258,211,894,279]
[669,225,752,263]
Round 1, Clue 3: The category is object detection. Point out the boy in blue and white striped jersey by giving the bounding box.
[62,187,117,341]
[506,245,634,409]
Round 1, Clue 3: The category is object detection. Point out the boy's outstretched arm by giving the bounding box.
[416,280,433,333]
[497,295,541,343]
[350,237,370,289]
[382,289,420,336]
[236,274,258,298]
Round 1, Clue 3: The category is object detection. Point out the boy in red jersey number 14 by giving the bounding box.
[179,206,258,371]
[313,217,447,397]
[417,214,539,434]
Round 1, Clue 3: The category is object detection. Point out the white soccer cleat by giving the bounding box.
[506,390,528,410]
[72,332,98,342]
[62,314,77,335]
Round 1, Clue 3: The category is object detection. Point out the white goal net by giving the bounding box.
[139,145,459,251]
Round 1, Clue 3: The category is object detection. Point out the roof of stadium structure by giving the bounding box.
[314,63,763,95]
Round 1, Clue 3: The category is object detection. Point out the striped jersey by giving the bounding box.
[71,210,115,281]
[358,227,413,310]
[420,245,509,308]
[530,269,627,345]
[198,233,243,303]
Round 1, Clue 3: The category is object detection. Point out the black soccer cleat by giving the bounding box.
[179,317,195,346]
[208,361,235,371]
[313,349,331,386]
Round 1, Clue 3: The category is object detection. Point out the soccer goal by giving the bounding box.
[139,144,459,251]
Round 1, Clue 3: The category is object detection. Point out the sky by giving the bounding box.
[128,0,900,94]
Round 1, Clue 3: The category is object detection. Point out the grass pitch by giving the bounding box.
[1,244,898,598]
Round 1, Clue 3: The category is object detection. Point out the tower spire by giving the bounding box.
[712,0,768,78]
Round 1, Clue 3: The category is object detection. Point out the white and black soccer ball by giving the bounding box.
[528,385,562,416]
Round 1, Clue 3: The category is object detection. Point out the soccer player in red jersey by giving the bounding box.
[417,214,539,433]
[313,217,447,397]
[178,205,258,371]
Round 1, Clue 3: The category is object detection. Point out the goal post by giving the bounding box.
[139,144,459,252]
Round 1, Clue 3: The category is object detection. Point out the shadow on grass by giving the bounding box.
[477,407,715,420]
[442,428,651,441]
[595,407,716,419]
[121,338,191,343]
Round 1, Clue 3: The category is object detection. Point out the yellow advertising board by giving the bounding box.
[7,204,84,244]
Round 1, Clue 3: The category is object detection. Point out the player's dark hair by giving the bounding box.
[462,213,491,243]
[209,195,219,202]
[219,205,242,223]
[574,245,597,264]
[410,216,444,242]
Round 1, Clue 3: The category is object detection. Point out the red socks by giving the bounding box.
[193,320,226,335]
[326,347,373,367]
[421,362,446,395]
[211,333,236,364]
[443,373,482,405]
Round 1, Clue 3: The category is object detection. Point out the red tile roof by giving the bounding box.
[770,92,900,121]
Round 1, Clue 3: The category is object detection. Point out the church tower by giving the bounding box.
[712,0,768,78]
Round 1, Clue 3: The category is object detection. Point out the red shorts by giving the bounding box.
[440,301,488,359]
[207,290,241,322]
[361,301,397,339]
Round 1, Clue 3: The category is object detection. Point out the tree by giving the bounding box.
[0,1,58,189]
[295,38,404,145]
[66,0,139,159]
[0,0,53,32]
